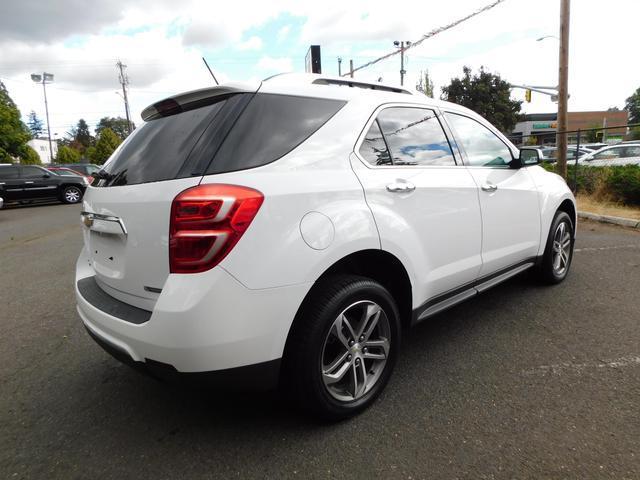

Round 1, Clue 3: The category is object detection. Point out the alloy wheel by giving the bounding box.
[552,221,571,275]
[321,300,391,402]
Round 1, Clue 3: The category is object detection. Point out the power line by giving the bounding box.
[342,0,507,77]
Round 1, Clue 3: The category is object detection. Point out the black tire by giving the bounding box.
[536,211,574,284]
[61,185,83,204]
[282,274,401,421]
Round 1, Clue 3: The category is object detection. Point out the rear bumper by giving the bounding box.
[75,247,311,386]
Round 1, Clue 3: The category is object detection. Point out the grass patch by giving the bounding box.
[576,195,640,220]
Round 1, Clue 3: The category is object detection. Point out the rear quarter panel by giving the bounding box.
[210,99,382,290]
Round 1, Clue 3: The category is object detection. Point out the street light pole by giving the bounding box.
[31,72,54,163]
[394,41,410,86]
[556,0,571,180]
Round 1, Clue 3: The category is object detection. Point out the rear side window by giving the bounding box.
[98,98,232,186]
[0,166,19,179]
[206,94,346,174]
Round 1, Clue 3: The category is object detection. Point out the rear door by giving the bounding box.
[82,93,252,309]
[442,111,541,276]
[351,105,483,303]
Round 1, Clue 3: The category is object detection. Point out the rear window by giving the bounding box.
[95,93,345,187]
[205,94,346,174]
[97,96,235,186]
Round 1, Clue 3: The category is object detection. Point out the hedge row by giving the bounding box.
[540,163,640,206]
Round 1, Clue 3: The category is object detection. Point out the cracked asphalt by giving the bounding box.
[1,203,639,479]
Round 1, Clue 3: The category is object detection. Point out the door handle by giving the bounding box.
[24,181,34,184]
[481,183,498,192]
[386,181,416,193]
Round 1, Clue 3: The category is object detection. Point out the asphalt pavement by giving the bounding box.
[1,203,639,479]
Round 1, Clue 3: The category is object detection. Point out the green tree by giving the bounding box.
[95,116,133,141]
[625,87,640,124]
[20,145,42,164]
[26,110,44,137]
[629,126,640,141]
[91,128,121,164]
[55,145,82,164]
[416,70,435,98]
[441,66,522,133]
[65,118,94,153]
[0,81,31,163]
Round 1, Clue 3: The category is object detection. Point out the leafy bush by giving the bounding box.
[56,145,81,164]
[20,145,41,164]
[539,162,640,206]
[605,165,640,205]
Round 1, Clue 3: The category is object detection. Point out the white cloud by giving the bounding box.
[257,56,294,72]
[237,36,263,51]
[277,25,291,42]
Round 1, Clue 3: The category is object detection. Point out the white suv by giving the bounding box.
[76,74,576,419]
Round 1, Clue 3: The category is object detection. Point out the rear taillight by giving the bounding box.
[169,184,264,274]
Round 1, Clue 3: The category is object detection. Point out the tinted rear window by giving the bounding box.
[98,97,232,186]
[205,94,346,174]
[95,93,345,186]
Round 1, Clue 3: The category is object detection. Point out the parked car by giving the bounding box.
[520,146,593,163]
[47,166,85,176]
[519,146,551,162]
[0,164,88,204]
[0,196,3,209]
[47,166,94,184]
[76,74,576,419]
[578,144,640,166]
[49,163,101,177]
[581,142,608,152]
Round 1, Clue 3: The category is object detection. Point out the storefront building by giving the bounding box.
[511,110,629,145]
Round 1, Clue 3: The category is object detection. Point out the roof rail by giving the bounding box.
[312,77,414,95]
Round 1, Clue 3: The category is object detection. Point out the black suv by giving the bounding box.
[0,164,87,205]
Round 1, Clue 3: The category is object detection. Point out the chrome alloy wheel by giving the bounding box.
[321,300,391,402]
[65,187,81,203]
[552,221,572,275]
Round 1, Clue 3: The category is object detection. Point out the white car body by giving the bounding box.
[75,73,576,394]
[578,144,640,166]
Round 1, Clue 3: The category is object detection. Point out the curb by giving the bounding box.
[578,211,640,229]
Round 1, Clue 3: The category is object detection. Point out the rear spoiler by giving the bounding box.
[141,83,257,121]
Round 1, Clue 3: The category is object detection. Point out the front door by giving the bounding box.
[443,112,541,276]
[351,105,483,306]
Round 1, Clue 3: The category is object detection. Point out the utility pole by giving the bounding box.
[338,57,342,77]
[556,0,570,179]
[394,41,411,86]
[349,59,354,78]
[116,60,133,135]
[30,72,54,163]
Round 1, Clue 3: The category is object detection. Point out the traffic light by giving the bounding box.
[525,89,532,103]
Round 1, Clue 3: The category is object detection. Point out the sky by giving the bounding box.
[1,0,638,138]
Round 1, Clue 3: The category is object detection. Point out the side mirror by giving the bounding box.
[519,149,541,166]
[42,173,50,178]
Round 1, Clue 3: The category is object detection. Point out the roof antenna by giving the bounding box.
[202,57,219,85]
